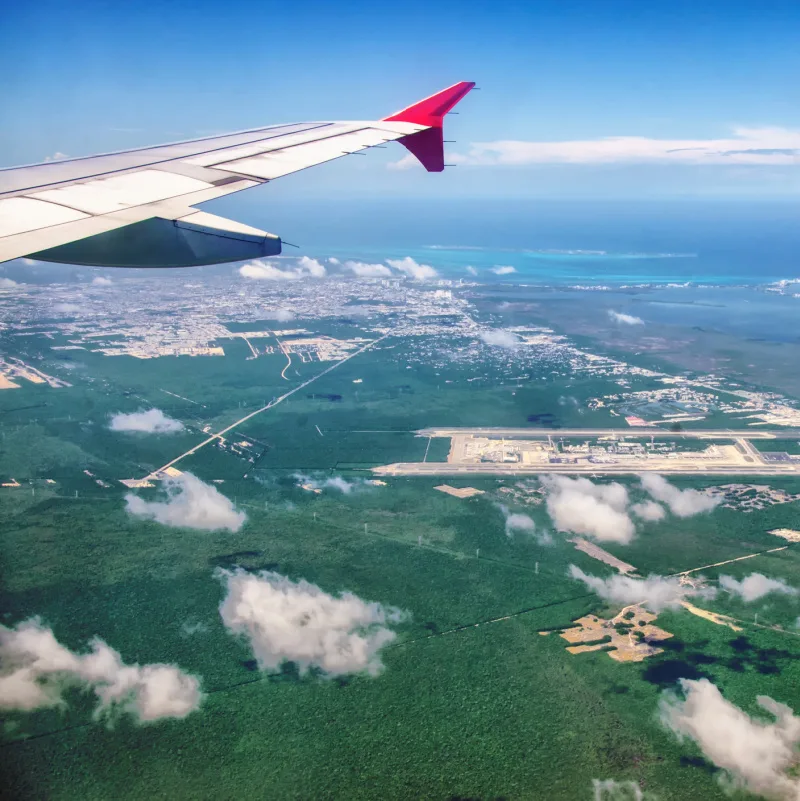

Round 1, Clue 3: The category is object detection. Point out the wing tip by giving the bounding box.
[382,81,476,127]
[384,82,475,172]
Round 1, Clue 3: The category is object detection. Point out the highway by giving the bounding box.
[145,333,389,479]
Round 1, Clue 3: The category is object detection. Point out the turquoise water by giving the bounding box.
[324,245,711,286]
[266,199,800,287]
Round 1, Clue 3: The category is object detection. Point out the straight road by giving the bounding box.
[145,334,389,479]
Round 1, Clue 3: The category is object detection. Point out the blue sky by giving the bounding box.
[2,0,799,201]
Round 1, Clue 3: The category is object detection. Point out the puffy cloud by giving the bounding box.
[591,779,650,800]
[294,473,372,495]
[568,565,715,612]
[491,265,516,275]
[346,260,392,278]
[387,153,420,171]
[327,257,341,265]
[452,126,800,166]
[719,573,798,603]
[239,258,325,281]
[640,475,721,517]
[504,511,535,536]
[265,308,295,322]
[180,621,208,637]
[0,617,202,722]
[92,276,113,286]
[239,262,300,281]
[480,329,520,348]
[53,302,81,313]
[126,473,246,532]
[608,310,644,325]
[0,277,19,288]
[497,504,552,544]
[44,151,69,162]
[386,257,438,280]
[465,266,478,276]
[109,408,184,434]
[661,678,800,800]
[296,256,326,278]
[631,500,667,521]
[217,569,408,677]
[542,475,635,544]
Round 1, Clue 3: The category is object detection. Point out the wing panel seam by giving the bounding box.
[0,123,334,198]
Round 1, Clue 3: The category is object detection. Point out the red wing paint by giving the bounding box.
[383,81,475,172]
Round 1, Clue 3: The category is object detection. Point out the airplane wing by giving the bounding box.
[0,82,474,269]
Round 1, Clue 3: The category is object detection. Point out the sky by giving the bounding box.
[2,0,799,203]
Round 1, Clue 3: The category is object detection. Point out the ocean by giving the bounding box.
[225,196,800,287]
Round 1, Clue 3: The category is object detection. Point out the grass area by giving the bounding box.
[4,325,800,799]
[4,468,800,799]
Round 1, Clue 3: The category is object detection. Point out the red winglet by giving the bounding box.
[383,81,475,172]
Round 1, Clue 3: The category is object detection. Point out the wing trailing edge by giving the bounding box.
[30,212,281,268]
[383,81,475,172]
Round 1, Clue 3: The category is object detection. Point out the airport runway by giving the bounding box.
[417,427,800,440]
[374,462,800,477]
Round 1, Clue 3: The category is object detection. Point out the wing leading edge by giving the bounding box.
[0,82,475,268]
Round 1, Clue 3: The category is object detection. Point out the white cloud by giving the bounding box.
[0,617,202,722]
[452,126,800,166]
[239,262,300,281]
[0,277,19,288]
[217,569,408,677]
[180,621,208,637]
[640,475,721,518]
[294,473,373,495]
[480,329,520,348]
[497,504,552,544]
[239,258,325,281]
[542,475,635,544]
[491,265,516,275]
[346,261,392,278]
[53,302,80,313]
[296,256,326,278]
[568,565,715,612]
[465,266,478,276]
[387,153,420,171]
[126,473,246,532]
[504,511,535,536]
[608,310,644,326]
[719,573,798,603]
[631,500,667,521]
[386,257,438,281]
[591,779,652,800]
[43,151,69,162]
[327,257,341,265]
[661,678,800,800]
[92,276,113,286]
[109,408,184,434]
[265,308,295,322]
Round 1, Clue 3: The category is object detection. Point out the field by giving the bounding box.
[3,314,800,800]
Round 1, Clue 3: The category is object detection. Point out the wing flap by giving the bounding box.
[0,197,90,237]
[29,170,213,215]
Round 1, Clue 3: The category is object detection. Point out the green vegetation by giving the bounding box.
[3,315,800,801]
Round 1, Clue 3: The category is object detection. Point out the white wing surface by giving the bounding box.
[0,82,474,268]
